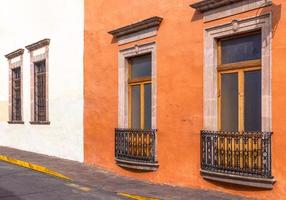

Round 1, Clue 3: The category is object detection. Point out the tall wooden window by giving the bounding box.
[12,67,22,121]
[34,60,47,122]
[218,32,262,132]
[128,54,152,129]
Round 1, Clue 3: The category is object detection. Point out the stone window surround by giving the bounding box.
[117,42,158,169]
[112,18,161,170]
[203,13,272,132]
[25,39,50,125]
[118,42,157,130]
[5,49,24,124]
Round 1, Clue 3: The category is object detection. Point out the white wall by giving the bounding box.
[0,0,84,161]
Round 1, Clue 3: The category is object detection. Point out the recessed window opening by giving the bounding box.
[12,67,22,121]
[128,53,152,129]
[34,60,47,122]
[218,31,262,132]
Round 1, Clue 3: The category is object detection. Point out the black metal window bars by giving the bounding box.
[201,130,273,178]
[34,61,47,122]
[115,128,157,164]
[12,67,21,121]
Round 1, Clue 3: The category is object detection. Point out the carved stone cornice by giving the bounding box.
[108,16,163,38]
[25,38,50,52]
[190,0,243,12]
[5,49,24,59]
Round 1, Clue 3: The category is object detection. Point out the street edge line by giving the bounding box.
[0,155,71,181]
[117,192,160,200]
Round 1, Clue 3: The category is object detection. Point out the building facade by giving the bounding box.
[84,0,286,199]
[1,0,286,199]
[0,0,84,161]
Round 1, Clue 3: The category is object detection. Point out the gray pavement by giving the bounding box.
[0,161,125,200]
[0,146,252,200]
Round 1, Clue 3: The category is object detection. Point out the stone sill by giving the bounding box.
[201,169,276,189]
[29,121,51,125]
[115,158,159,171]
[7,121,24,124]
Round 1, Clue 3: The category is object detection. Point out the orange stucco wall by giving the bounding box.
[84,1,286,199]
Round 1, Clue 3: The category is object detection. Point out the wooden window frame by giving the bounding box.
[26,39,50,125]
[118,42,157,130]
[127,56,152,129]
[203,14,272,132]
[217,32,261,132]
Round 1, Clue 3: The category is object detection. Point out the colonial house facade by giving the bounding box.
[0,0,84,161]
[84,0,286,199]
[1,0,286,200]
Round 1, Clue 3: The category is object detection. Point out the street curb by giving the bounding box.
[0,155,71,181]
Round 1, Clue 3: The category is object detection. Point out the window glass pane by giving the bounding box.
[221,33,261,64]
[244,70,261,132]
[130,54,151,79]
[144,83,152,129]
[221,73,238,131]
[13,67,21,79]
[35,61,46,73]
[131,85,141,129]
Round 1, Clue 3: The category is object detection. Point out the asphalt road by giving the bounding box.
[0,161,127,200]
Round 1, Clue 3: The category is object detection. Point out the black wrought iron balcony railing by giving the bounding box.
[115,128,158,171]
[200,130,275,189]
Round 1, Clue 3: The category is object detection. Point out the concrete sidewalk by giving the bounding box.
[0,146,250,200]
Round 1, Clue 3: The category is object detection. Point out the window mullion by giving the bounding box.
[140,83,144,129]
[238,70,244,132]
[128,85,131,128]
[217,72,221,131]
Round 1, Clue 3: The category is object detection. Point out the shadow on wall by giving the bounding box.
[191,9,203,22]
[118,166,156,174]
[262,3,281,38]
[110,36,117,44]
[206,179,272,192]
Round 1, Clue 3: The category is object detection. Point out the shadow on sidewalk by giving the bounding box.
[0,187,23,200]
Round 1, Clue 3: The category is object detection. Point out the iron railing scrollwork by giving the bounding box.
[201,130,273,178]
[115,128,157,163]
